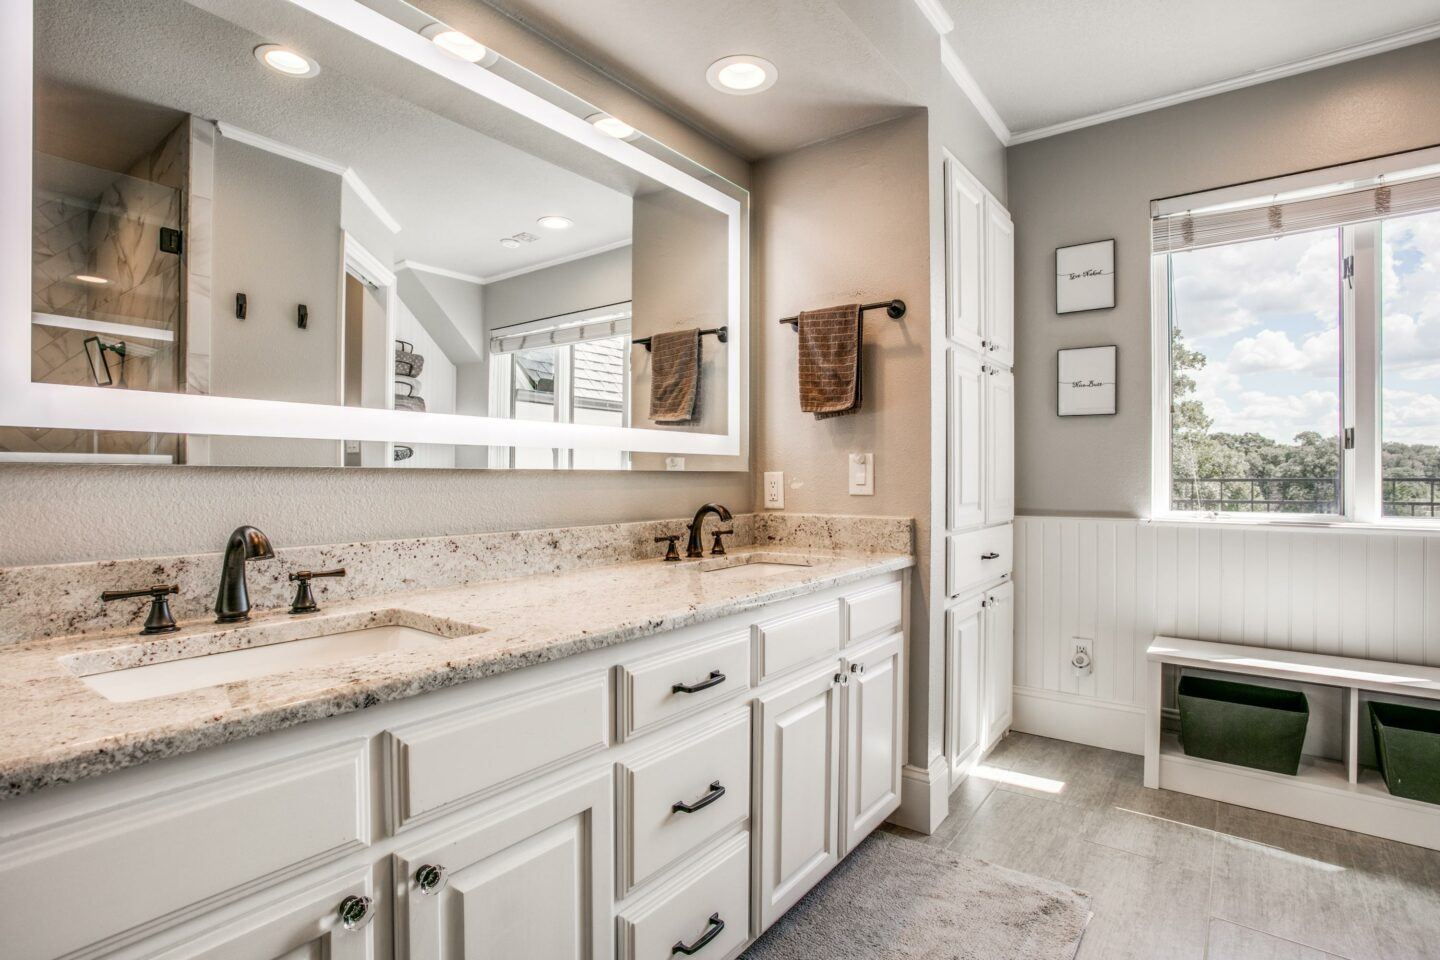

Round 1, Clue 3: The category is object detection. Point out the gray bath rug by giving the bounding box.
[741,830,1091,960]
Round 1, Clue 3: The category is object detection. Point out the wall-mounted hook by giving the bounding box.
[297,304,308,329]
[235,292,247,320]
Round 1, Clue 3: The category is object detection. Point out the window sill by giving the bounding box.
[1145,513,1440,535]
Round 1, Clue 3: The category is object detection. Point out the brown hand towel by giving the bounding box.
[648,328,702,423]
[798,304,862,419]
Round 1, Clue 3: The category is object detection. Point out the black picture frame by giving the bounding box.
[1055,239,1116,315]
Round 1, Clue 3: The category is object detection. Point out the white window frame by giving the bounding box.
[1150,147,1440,527]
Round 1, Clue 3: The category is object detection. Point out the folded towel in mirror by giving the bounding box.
[798,303,862,419]
[648,328,702,423]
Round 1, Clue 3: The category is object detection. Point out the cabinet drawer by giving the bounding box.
[618,833,750,960]
[385,670,609,829]
[754,601,841,682]
[616,630,751,741]
[947,524,1012,599]
[0,741,367,960]
[843,579,902,647]
[618,710,750,894]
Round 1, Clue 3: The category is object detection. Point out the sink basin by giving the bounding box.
[691,553,817,577]
[65,613,465,702]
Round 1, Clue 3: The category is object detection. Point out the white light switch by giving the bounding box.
[764,471,785,509]
[848,453,874,496]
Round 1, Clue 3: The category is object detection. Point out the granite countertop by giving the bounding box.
[0,545,912,800]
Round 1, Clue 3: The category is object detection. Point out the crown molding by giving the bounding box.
[938,40,1011,145]
[398,239,632,287]
[1008,20,1440,146]
[396,260,487,286]
[910,0,954,36]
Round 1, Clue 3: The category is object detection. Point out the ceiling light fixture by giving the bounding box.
[587,112,638,141]
[420,22,494,65]
[706,55,777,95]
[537,216,573,230]
[73,274,109,285]
[499,238,521,249]
[253,44,321,79]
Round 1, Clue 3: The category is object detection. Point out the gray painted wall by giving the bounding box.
[482,245,631,329]
[1007,39,1440,518]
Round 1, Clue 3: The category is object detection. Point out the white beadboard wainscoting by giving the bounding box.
[1010,515,1440,754]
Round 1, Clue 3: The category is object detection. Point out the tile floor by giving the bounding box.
[883,733,1440,960]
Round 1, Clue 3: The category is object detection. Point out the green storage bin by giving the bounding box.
[1177,674,1309,775]
[1369,700,1440,805]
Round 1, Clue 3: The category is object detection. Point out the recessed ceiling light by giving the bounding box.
[420,22,493,64]
[587,112,637,140]
[537,216,573,230]
[706,55,776,95]
[73,274,109,285]
[254,44,320,79]
[499,238,521,249]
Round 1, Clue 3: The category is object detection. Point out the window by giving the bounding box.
[488,304,631,470]
[1152,148,1440,522]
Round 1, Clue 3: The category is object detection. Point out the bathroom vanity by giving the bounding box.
[0,532,910,960]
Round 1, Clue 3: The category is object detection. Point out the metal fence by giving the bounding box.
[1173,476,1440,516]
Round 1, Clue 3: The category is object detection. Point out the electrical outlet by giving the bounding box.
[1071,639,1094,678]
[848,452,874,495]
[764,471,784,509]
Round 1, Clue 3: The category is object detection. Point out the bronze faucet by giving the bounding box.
[685,503,733,559]
[215,525,275,623]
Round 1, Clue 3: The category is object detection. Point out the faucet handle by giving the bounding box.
[653,535,682,562]
[101,584,180,635]
[289,568,346,614]
[709,529,735,557]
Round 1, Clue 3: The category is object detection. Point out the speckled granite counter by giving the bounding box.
[0,543,911,799]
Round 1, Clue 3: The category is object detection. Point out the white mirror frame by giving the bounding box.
[1,0,746,460]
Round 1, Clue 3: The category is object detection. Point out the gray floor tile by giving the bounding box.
[1205,918,1338,959]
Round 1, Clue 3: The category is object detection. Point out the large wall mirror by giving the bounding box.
[2,0,747,470]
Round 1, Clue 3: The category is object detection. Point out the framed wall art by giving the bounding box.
[1056,239,1115,314]
[1058,345,1117,416]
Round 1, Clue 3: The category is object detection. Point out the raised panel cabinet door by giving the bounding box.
[147,872,375,960]
[985,366,1015,525]
[946,158,986,353]
[983,582,1015,747]
[755,665,842,932]
[948,348,985,531]
[984,199,1015,367]
[841,632,904,854]
[946,596,984,781]
[397,771,612,960]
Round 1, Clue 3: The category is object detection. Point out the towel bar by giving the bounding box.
[632,326,729,352]
[778,299,906,327]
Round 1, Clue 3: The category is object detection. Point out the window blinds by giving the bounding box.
[1152,167,1440,254]
[489,304,632,355]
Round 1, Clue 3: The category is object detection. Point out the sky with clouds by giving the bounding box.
[1168,209,1440,447]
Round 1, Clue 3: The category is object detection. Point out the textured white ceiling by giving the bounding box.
[943,0,1440,137]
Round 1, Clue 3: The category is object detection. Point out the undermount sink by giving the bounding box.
[690,553,817,577]
[64,612,468,703]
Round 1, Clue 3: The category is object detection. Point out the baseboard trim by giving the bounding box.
[890,756,949,834]
[1012,687,1145,756]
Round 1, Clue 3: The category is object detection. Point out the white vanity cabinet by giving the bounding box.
[944,581,1015,782]
[0,568,906,960]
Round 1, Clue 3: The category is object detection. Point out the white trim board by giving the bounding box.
[1011,686,1145,756]
[910,0,954,36]
[938,41,1011,146]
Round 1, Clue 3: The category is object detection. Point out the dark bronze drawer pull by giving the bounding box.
[981,552,1000,560]
[672,670,725,694]
[672,913,725,955]
[672,781,726,814]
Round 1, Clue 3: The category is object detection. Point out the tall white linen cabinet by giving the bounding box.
[942,155,1016,789]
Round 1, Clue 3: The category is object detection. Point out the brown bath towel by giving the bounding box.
[798,304,862,419]
[648,328,702,423]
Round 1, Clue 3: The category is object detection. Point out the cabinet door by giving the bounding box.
[149,872,375,960]
[984,199,1014,367]
[985,366,1015,525]
[948,348,985,531]
[983,582,1015,748]
[841,632,904,853]
[397,772,612,960]
[755,665,842,932]
[945,158,986,353]
[945,596,984,782]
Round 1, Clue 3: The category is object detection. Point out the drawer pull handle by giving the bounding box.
[415,863,448,895]
[981,552,1000,560]
[672,780,726,814]
[337,895,374,932]
[672,670,726,694]
[672,913,725,955]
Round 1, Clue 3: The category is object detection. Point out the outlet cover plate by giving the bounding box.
[764,471,784,509]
